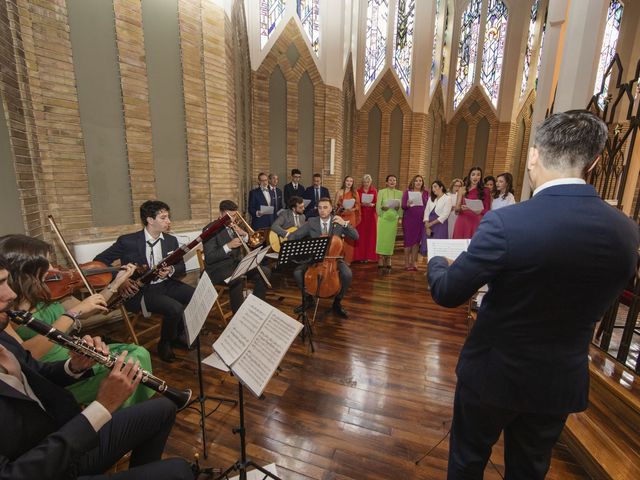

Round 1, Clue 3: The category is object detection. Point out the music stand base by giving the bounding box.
[214,460,282,480]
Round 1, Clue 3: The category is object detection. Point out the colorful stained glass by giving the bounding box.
[534,8,547,91]
[431,0,441,81]
[364,0,389,92]
[480,0,508,107]
[297,0,320,54]
[441,2,449,80]
[260,0,286,48]
[594,0,624,110]
[454,0,482,109]
[393,0,416,94]
[520,0,539,98]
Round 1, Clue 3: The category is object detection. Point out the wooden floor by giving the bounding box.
[95,254,589,479]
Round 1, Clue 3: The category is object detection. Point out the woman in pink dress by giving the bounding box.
[353,174,378,262]
[452,166,492,239]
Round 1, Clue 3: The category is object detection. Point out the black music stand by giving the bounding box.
[277,237,330,353]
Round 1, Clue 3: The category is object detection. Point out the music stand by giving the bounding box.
[277,237,330,353]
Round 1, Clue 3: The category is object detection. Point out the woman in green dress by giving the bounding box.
[0,234,154,408]
[376,174,403,270]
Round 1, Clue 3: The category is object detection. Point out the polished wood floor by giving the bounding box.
[96,254,589,479]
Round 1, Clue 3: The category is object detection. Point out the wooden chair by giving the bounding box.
[196,248,233,325]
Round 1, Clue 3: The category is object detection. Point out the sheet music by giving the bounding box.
[427,239,470,262]
[408,191,423,206]
[303,199,311,207]
[385,199,400,209]
[202,350,230,372]
[259,205,274,215]
[224,245,269,283]
[183,272,219,346]
[341,198,356,209]
[361,193,374,204]
[213,296,265,365]
[465,199,484,214]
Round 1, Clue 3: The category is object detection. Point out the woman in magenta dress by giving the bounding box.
[452,166,492,239]
[402,175,429,271]
[353,174,378,262]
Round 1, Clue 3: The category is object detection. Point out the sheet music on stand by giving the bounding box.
[225,245,270,284]
[183,272,219,346]
[277,236,330,268]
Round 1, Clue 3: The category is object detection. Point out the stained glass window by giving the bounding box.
[594,0,624,110]
[260,0,286,48]
[364,0,389,92]
[454,0,482,109]
[297,0,320,54]
[431,0,441,81]
[520,0,539,98]
[441,2,449,81]
[393,0,416,94]
[534,8,547,91]
[480,0,508,107]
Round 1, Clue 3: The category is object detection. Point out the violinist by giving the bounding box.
[288,197,358,318]
[0,234,153,408]
[94,200,195,363]
[202,200,272,314]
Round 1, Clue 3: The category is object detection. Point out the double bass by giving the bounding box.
[304,220,343,299]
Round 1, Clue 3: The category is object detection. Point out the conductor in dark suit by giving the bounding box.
[0,256,192,479]
[288,197,358,318]
[428,111,639,479]
[283,168,305,205]
[248,172,275,229]
[202,200,271,314]
[303,173,330,218]
[94,200,194,363]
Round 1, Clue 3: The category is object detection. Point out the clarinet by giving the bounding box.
[6,310,192,410]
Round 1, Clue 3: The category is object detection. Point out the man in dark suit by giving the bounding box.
[288,197,358,318]
[303,173,330,218]
[283,168,305,206]
[95,200,195,363]
[0,256,192,479]
[202,200,271,314]
[248,172,275,229]
[270,195,306,239]
[428,111,639,479]
[268,173,284,215]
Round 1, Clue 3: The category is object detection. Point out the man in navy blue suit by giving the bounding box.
[283,168,305,206]
[268,173,284,215]
[95,200,194,363]
[303,173,330,218]
[428,111,639,479]
[248,172,275,229]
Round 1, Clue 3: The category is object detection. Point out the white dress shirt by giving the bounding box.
[144,229,167,284]
[262,188,271,205]
[533,178,586,196]
[424,194,452,224]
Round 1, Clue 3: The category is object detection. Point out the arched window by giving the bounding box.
[297,0,320,54]
[480,0,508,107]
[594,0,624,110]
[431,0,442,81]
[534,7,547,91]
[440,2,450,81]
[520,0,540,98]
[260,0,286,48]
[454,0,482,109]
[364,0,389,92]
[393,0,416,94]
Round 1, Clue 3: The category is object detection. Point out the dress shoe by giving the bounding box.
[157,341,176,363]
[332,300,348,318]
[172,332,193,350]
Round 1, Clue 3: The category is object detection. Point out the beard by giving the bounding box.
[0,313,8,332]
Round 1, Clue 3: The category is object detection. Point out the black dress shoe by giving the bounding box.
[157,341,176,363]
[332,300,348,318]
[172,332,193,350]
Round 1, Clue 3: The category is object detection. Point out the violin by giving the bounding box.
[44,261,124,300]
[304,231,343,299]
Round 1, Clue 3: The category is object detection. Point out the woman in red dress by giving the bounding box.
[353,174,378,262]
[452,166,492,239]
[335,175,361,264]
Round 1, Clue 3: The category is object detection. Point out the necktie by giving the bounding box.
[315,188,320,204]
[147,238,160,268]
[322,222,328,235]
[294,214,299,227]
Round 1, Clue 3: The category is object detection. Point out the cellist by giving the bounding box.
[287,197,358,318]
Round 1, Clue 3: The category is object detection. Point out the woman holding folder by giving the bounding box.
[335,175,361,264]
[376,175,403,270]
[402,175,429,271]
[353,174,378,263]
[452,166,492,239]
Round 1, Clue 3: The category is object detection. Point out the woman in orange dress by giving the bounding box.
[335,175,361,264]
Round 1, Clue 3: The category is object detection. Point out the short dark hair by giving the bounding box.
[258,172,267,180]
[385,174,397,182]
[534,111,608,172]
[288,195,304,209]
[291,169,301,176]
[318,196,332,206]
[219,200,238,212]
[313,173,322,179]
[140,200,170,226]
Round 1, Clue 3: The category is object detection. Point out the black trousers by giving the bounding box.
[206,264,271,313]
[447,382,568,480]
[78,397,192,479]
[125,279,194,343]
[293,260,352,301]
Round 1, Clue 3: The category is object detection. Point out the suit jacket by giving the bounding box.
[270,209,306,237]
[428,184,639,415]
[302,185,330,218]
[94,229,186,279]
[202,224,241,283]
[283,182,305,205]
[0,332,97,480]
[269,186,284,215]
[248,187,275,229]
[288,215,358,242]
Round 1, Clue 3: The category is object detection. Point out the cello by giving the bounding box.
[304,222,343,299]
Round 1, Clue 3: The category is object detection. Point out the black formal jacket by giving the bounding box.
[0,332,96,480]
[94,230,186,278]
[428,184,639,415]
[302,185,330,218]
[283,182,305,205]
[201,224,240,283]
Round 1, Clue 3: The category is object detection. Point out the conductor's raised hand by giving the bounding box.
[96,351,142,413]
